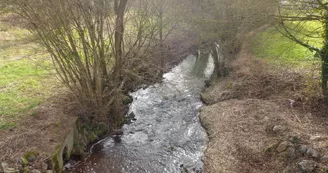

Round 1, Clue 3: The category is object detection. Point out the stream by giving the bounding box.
[67,54,214,173]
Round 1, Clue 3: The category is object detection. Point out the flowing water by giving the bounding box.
[68,55,214,173]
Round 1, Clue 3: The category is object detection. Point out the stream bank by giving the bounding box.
[200,47,328,173]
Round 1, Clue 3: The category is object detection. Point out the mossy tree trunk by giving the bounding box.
[321,14,328,101]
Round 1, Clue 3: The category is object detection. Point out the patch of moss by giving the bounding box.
[51,146,62,173]
[289,136,301,144]
[20,157,29,167]
[0,122,16,130]
[122,94,133,105]
[225,83,233,89]
[264,141,280,153]
[23,151,37,162]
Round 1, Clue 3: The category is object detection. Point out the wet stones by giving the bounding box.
[124,111,137,124]
[298,160,317,173]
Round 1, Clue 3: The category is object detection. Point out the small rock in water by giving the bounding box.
[113,135,122,143]
[298,160,317,173]
[128,112,135,119]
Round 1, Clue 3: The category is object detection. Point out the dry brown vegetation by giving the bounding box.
[0,94,77,168]
[200,44,328,173]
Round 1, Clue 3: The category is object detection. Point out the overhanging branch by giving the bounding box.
[276,6,321,53]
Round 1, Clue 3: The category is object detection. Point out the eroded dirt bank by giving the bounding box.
[200,47,328,173]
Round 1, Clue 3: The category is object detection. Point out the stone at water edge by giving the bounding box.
[298,160,317,173]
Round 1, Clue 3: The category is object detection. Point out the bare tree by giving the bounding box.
[14,0,130,124]
[9,0,177,126]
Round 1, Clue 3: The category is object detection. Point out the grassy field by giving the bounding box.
[0,15,59,130]
[251,22,322,69]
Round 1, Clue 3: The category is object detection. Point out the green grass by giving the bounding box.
[0,15,58,130]
[252,22,322,68]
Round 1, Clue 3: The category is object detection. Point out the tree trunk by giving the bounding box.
[114,0,128,82]
[322,13,328,102]
[321,51,328,101]
[159,1,164,75]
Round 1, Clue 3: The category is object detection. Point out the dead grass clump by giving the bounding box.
[202,49,305,105]
[200,99,286,173]
[231,48,304,100]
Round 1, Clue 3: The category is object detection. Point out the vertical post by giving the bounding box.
[322,12,328,102]
[159,0,164,75]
